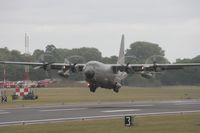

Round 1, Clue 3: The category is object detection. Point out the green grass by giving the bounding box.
[0,113,200,133]
[1,86,200,108]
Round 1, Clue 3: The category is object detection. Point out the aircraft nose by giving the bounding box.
[85,69,95,79]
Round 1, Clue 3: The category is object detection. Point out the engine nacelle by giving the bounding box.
[141,72,153,79]
[57,70,70,78]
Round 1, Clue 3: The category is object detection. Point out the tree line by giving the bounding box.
[0,41,200,86]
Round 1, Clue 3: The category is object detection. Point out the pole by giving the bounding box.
[24,33,30,84]
[3,64,6,89]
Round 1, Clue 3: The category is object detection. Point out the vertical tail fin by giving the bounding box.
[117,34,125,64]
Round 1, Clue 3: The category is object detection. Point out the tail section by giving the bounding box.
[116,34,127,88]
[117,34,125,64]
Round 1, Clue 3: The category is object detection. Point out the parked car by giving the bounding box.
[0,81,17,88]
[37,79,51,87]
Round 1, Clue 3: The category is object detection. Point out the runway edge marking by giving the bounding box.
[39,108,87,112]
[102,109,140,113]
[0,112,10,115]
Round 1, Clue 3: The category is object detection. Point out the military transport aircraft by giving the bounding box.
[1,35,200,93]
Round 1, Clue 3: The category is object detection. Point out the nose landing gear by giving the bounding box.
[88,83,97,93]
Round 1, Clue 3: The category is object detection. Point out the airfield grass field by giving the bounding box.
[0,113,200,133]
[1,86,200,108]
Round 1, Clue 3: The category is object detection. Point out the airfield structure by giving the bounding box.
[24,33,30,82]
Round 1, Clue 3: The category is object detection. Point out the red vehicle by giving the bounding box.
[0,81,17,88]
[37,79,51,87]
[0,81,4,88]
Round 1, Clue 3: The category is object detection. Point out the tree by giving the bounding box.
[44,44,58,63]
[126,41,165,64]
[32,49,45,62]
[102,56,118,64]
[0,48,25,81]
[70,47,102,62]
[124,41,167,86]
[0,47,10,60]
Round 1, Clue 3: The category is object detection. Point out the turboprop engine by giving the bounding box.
[141,72,153,79]
[57,69,70,78]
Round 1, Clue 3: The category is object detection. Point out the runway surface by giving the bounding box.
[1,100,200,126]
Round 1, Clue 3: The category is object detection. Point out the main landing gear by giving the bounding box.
[88,83,97,93]
[113,82,121,93]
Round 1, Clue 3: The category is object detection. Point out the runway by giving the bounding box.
[1,100,200,126]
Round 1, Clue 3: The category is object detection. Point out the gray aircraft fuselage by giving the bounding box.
[83,61,123,92]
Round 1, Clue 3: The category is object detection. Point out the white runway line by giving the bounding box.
[174,103,200,105]
[131,104,153,107]
[0,112,10,115]
[40,108,87,112]
[102,109,140,113]
[136,110,200,116]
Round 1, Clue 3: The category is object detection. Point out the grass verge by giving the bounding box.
[1,86,200,108]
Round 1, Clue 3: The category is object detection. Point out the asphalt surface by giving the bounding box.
[1,100,200,126]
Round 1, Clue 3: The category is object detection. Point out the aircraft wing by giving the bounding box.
[139,63,200,72]
[1,61,200,73]
[0,61,85,71]
[112,63,200,73]
[0,61,45,65]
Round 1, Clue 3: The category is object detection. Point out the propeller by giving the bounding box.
[57,59,78,78]
[69,63,77,73]
[34,62,53,78]
[145,55,170,72]
[43,63,52,77]
[141,71,153,79]
[63,55,85,73]
[140,61,157,79]
[61,58,70,73]
[124,63,132,73]
[152,61,157,72]
[141,55,166,79]
[118,63,130,73]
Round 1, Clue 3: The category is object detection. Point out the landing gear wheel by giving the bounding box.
[113,87,119,93]
[89,84,97,93]
[113,82,121,93]
[90,87,96,93]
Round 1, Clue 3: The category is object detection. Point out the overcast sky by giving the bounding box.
[0,0,200,62]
